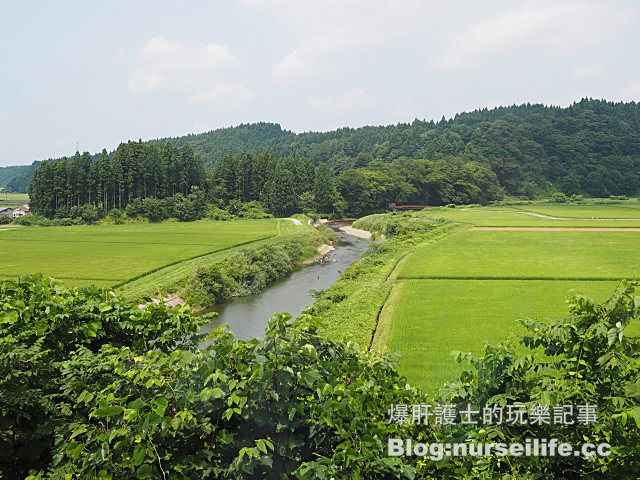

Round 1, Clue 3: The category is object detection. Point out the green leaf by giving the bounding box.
[151,397,168,417]
[256,439,268,454]
[0,310,18,325]
[77,390,95,404]
[136,463,154,478]
[627,406,640,428]
[133,443,146,466]
[69,425,87,440]
[104,405,124,417]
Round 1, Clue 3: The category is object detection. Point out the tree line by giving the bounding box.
[28,141,206,218]
[25,147,509,219]
[167,98,640,199]
[24,99,640,218]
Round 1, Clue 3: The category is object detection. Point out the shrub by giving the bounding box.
[550,192,568,203]
[107,207,125,224]
[125,197,169,222]
[0,274,207,476]
[441,280,640,478]
[0,275,425,478]
[206,204,233,221]
[234,200,273,219]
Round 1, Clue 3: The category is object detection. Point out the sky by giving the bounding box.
[1,0,639,166]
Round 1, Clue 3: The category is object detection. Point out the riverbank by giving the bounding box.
[202,231,371,339]
[304,215,462,348]
[181,222,337,311]
[338,225,372,239]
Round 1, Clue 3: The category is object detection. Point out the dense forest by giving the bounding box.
[0,163,36,193]
[28,142,207,218]
[163,98,640,199]
[16,99,640,217]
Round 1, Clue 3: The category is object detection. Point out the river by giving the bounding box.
[199,231,370,340]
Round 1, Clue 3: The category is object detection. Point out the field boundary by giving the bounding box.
[397,275,629,281]
[370,281,404,354]
[470,227,640,232]
[111,234,276,290]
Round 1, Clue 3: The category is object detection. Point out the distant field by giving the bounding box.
[522,204,640,219]
[0,193,29,208]
[422,205,640,227]
[384,280,620,390]
[398,229,640,280]
[379,203,640,392]
[0,220,277,287]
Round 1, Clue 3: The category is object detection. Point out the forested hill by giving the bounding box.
[0,163,37,193]
[5,98,640,199]
[173,99,640,198]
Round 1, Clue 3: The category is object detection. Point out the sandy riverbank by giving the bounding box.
[339,225,372,239]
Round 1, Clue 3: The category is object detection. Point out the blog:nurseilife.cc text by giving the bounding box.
[388,437,611,461]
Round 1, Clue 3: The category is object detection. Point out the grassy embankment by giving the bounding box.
[116,218,328,301]
[304,215,465,347]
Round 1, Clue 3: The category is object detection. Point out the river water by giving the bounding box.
[199,232,370,340]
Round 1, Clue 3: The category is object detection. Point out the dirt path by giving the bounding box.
[517,211,640,221]
[470,227,640,232]
[518,211,570,220]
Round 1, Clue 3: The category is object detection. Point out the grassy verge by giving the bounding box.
[119,219,324,301]
[304,219,463,347]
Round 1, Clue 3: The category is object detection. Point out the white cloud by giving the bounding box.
[309,89,376,114]
[391,98,420,119]
[434,1,634,71]
[241,0,442,84]
[129,36,237,94]
[190,82,255,107]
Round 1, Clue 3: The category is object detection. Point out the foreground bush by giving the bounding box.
[2,275,638,478]
[0,274,207,477]
[0,275,424,479]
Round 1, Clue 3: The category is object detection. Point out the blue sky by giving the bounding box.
[1,0,639,166]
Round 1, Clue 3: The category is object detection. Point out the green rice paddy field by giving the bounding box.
[399,230,640,280]
[379,204,640,392]
[0,220,278,287]
[0,193,29,208]
[423,203,640,227]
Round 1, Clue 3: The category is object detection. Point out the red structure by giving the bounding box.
[389,204,434,212]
